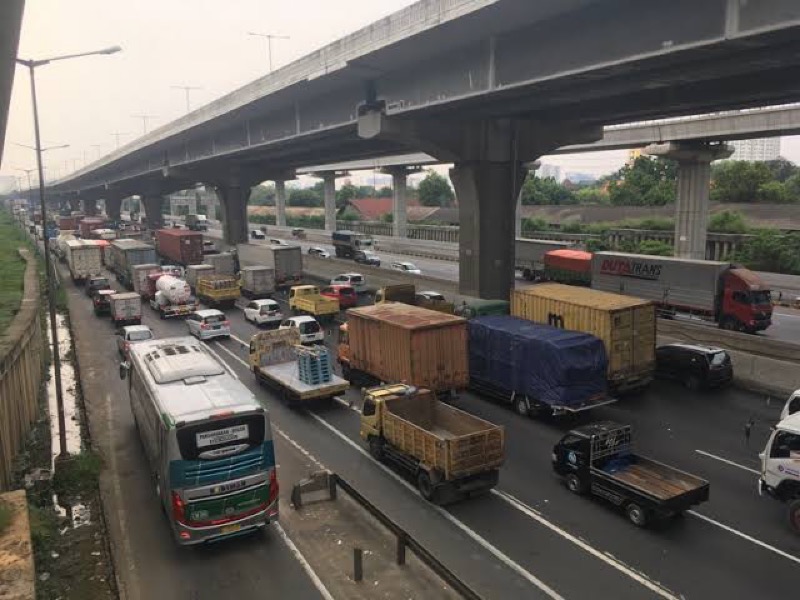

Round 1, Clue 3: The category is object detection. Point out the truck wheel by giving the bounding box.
[565,474,586,495]
[626,503,648,527]
[417,471,435,502]
[515,397,530,418]
[368,437,384,461]
[788,499,800,534]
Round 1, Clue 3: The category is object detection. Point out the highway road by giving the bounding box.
[62,246,800,599]
[228,227,800,346]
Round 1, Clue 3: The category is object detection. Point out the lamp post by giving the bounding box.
[16,44,122,458]
[247,32,289,73]
[170,85,202,113]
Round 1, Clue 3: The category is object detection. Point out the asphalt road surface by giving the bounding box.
[64,246,800,599]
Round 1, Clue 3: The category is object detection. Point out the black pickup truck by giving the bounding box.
[553,422,709,527]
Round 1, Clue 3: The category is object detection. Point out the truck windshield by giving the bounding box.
[751,291,772,305]
[176,414,265,460]
[708,352,728,367]
[300,321,321,334]
[128,330,153,342]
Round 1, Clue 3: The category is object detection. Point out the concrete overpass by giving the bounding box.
[49,0,800,299]
[0,1,25,168]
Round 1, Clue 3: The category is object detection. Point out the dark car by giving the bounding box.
[655,343,733,390]
[86,276,112,297]
[354,250,380,266]
[92,289,116,316]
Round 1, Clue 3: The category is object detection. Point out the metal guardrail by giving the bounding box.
[333,474,483,600]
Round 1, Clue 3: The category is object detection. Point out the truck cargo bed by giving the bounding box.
[597,455,708,502]
[257,363,349,401]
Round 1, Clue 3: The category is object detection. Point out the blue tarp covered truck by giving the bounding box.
[468,316,615,417]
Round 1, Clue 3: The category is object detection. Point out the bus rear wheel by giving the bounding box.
[788,499,800,534]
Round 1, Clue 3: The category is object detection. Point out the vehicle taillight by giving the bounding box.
[200,323,209,330]
[268,469,279,504]
[171,491,186,524]
[124,342,130,351]
[223,320,230,327]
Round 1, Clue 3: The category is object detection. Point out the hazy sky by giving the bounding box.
[3,0,799,191]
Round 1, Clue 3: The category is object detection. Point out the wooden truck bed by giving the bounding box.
[384,392,504,480]
[599,456,707,501]
[258,363,348,401]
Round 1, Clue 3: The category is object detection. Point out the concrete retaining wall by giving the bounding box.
[0,249,44,491]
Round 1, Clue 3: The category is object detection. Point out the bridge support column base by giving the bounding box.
[82,199,97,217]
[450,161,526,300]
[106,198,122,223]
[141,195,165,231]
[215,184,250,245]
[647,142,733,260]
[323,173,336,232]
[275,180,287,228]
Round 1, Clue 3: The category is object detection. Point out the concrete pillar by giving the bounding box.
[450,161,526,300]
[141,195,165,230]
[393,171,407,238]
[647,142,733,260]
[214,183,251,245]
[275,179,287,228]
[106,197,122,223]
[323,173,336,232]
[68,198,80,214]
[82,198,97,216]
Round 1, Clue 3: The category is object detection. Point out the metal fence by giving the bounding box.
[0,248,44,490]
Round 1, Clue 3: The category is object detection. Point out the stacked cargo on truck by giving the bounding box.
[468,316,613,417]
[109,239,158,289]
[196,274,240,308]
[203,251,237,275]
[339,303,468,397]
[544,249,592,286]
[237,244,302,286]
[65,239,103,283]
[515,239,572,281]
[591,251,773,333]
[332,230,374,259]
[512,284,655,392]
[248,328,348,405]
[185,264,215,292]
[79,217,106,238]
[374,284,454,314]
[155,229,204,266]
[360,384,504,503]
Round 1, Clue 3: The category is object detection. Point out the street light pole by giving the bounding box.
[24,61,68,458]
[247,32,290,73]
[171,85,202,113]
[16,45,121,459]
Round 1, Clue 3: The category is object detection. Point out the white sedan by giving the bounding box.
[391,261,422,275]
[279,316,324,345]
[243,299,283,327]
[307,247,331,259]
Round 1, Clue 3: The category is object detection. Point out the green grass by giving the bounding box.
[0,499,13,537]
[0,210,32,336]
[53,452,102,500]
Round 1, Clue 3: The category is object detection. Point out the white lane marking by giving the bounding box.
[687,510,800,566]
[230,333,249,347]
[209,341,249,368]
[210,341,564,598]
[492,490,679,600]
[695,449,760,475]
[772,310,800,320]
[273,424,324,469]
[274,523,336,600]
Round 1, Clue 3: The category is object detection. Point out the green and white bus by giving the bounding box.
[121,336,278,545]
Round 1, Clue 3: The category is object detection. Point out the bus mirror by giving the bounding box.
[119,362,130,380]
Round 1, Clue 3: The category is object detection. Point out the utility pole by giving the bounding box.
[111,131,129,149]
[132,113,157,134]
[171,85,202,113]
[247,32,290,73]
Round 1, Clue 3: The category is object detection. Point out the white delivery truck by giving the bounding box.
[237,244,302,287]
[759,406,800,535]
[110,293,143,326]
[65,239,103,283]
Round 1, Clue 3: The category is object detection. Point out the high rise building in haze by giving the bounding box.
[729,137,781,162]
[539,163,562,181]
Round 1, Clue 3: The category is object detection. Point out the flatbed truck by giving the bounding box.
[553,422,709,527]
[249,329,348,405]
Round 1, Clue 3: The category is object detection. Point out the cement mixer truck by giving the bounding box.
[148,274,199,319]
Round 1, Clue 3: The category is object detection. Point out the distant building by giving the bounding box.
[729,138,781,162]
[627,148,644,164]
[538,163,561,181]
[564,172,597,185]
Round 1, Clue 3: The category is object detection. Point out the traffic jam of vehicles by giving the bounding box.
[52,217,799,552]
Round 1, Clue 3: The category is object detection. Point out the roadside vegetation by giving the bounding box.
[0,209,32,335]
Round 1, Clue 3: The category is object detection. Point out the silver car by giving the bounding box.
[116,325,155,359]
[186,309,231,340]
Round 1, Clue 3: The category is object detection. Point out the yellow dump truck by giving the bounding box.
[289,285,339,322]
[360,384,505,504]
[196,274,240,308]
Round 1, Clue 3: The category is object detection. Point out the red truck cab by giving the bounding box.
[322,285,358,309]
[719,269,772,333]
